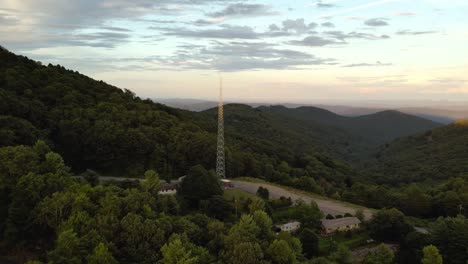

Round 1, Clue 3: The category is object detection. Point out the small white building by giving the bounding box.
[276,221,301,233]
[321,217,361,234]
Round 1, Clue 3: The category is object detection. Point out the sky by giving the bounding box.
[1,0,468,104]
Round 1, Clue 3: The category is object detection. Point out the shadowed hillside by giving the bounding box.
[364,120,468,184]
[258,105,442,146]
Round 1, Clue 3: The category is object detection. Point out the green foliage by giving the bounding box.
[88,243,118,264]
[179,165,223,207]
[82,169,100,186]
[329,245,353,264]
[48,229,82,264]
[366,123,468,184]
[300,228,319,259]
[430,215,468,264]
[256,186,270,200]
[141,169,161,195]
[422,245,443,264]
[160,236,199,264]
[267,239,297,264]
[368,208,413,242]
[362,244,394,264]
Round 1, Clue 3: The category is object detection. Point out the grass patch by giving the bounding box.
[224,189,257,201]
[319,230,372,254]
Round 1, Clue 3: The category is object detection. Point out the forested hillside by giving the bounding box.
[0,46,353,191]
[258,105,442,146]
[364,121,468,184]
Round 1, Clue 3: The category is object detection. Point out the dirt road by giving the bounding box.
[232,180,373,220]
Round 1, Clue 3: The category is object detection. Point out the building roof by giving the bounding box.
[160,182,178,191]
[321,217,361,229]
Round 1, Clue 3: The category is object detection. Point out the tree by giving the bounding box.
[200,195,233,220]
[309,257,336,264]
[179,165,223,207]
[267,239,297,264]
[48,229,82,264]
[300,228,319,259]
[355,209,365,222]
[82,169,100,186]
[87,243,118,264]
[223,242,265,264]
[329,245,353,264]
[160,237,198,264]
[257,186,270,200]
[252,210,273,240]
[363,244,394,264]
[248,198,265,214]
[431,215,468,264]
[368,208,412,242]
[421,245,443,264]
[141,169,160,195]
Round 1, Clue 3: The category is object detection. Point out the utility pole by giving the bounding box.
[216,77,226,179]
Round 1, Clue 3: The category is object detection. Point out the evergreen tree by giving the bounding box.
[421,245,443,264]
[88,243,118,264]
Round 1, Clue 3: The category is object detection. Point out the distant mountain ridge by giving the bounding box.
[156,98,468,124]
[257,105,442,146]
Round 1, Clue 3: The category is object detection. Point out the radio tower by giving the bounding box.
[216,77,226,179]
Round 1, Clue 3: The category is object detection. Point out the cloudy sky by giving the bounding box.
[1,0,467,103]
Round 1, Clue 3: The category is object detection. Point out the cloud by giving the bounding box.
[1,0,241,30]
[156,20,318,40]
[282,19,317,33]
[100,26,132,32]
[324,31,390,40]
[122,41,336,71]
[193,19,223,26]
[192,41,335,71]
[364,18,389,26]
[316,3,337,8]
[267,19,317,37]
[396,30,438,35]
[63,32,132,48]
[321,22,335,28]
[155,24,260,39]
[430,78,467,84]
[395,12,416,17]
[343,61,392,67]
[207,3,277,18]
[0,13,19,25]
[319,0,399,19]
[289,36,342,47]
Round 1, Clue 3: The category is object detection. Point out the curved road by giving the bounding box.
[232,180,374,220]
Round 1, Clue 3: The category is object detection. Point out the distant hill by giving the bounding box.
[257,105,442,146]
[199,104,366,161]
[156,98,465,124]
[364,121,468,184]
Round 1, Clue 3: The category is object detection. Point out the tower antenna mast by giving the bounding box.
[216,76,226,179]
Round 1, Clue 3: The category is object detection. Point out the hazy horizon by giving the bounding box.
[156,97,468,109]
